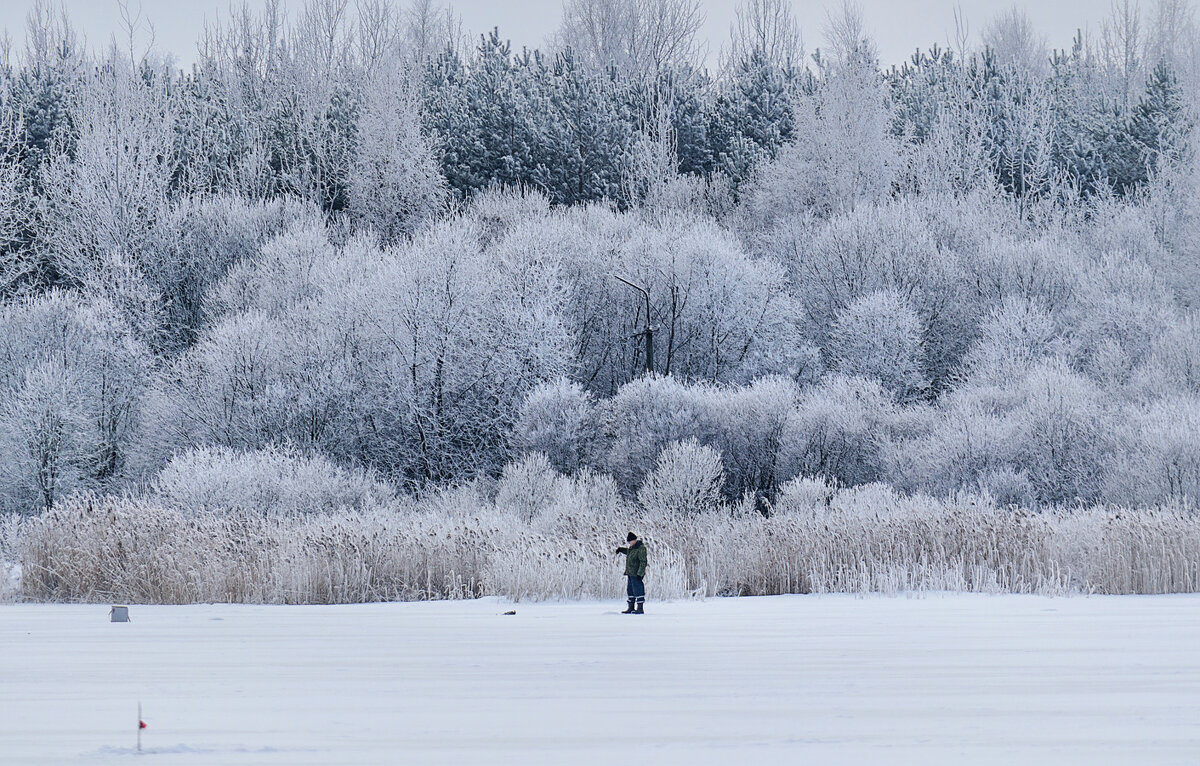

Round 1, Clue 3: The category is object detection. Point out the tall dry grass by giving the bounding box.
[7,483,1200,604]
[0,512,24,601]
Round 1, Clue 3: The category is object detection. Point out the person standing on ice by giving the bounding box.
[615,532,647,614]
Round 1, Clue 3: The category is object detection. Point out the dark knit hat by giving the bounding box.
[627,532,638,542]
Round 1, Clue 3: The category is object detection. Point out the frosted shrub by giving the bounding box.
[779,375,896,487]
[1138,313,1200,395]
[1014,362,1111,505]
[773,476,837,514]
[0,513,23,602]
[152,445,396,515]
[968,235,1080,314]
[829,290,928,400]
[1106,396,1200,506]
[783,201,972,391]
[512,379,594,473]
[976,467,1036,508]
[551,206,803,397]
[602,376,700,493]
[692,376,799,499]
[1072,252,1175,386]
[831,482,902,516]
[964,297,1062,383]
[422,481,490,518]
[496,453,566,522]
[638,440,725,516]
[540,468,623,526]
[885,385,1022,498]
[468,187,552,249]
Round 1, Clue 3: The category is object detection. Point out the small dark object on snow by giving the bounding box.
[503,610,517,615]
[110,606,129,623]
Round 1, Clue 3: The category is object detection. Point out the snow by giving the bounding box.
[3,595,1200,765]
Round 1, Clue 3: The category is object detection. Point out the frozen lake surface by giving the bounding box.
[3,594,1200,765]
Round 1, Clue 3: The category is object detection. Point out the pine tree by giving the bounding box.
[1047,33,1111,195]
[422,48,474,198]
[624,67,714,177]
[709,50,799,190]
[466,30,531,192]
[534,51,633,205]
[1129,60,1189,181]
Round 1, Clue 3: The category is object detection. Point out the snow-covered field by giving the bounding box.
[3,595,1200,765]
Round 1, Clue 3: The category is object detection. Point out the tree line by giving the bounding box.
[0,0,1198,515]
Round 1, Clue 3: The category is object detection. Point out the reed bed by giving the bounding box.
[7,485,1200,604]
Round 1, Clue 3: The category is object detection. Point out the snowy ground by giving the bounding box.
[3,595,1200,765]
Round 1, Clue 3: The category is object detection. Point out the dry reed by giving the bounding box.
[7,485,1200,604]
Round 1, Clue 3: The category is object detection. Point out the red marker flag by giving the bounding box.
[139,720,147,730]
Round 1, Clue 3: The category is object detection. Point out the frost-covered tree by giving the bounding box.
[513,379,595,474]
[778,375,897,488]
[708,49,798,189]
[638,438,725,515]
[598,375,700,493]
[38,56,176,290]
[0,291,153,512]
[778,201,972,394]
[555,207,804,392]
[534,51,635,205]
[1146,0,1200,95]
[982,7,1049,78]
[978,61,1056,204]
[348,62,447,240]
[889,47,993,196]
[1138,312,1200,394]
[740,5,895,225]
[829,290,927,400]
[554,0,705,77]
[1107,395,1200,506]
[0,101,28,294]
[962,297,1063,383]
[152,443,395,515]
[161,213,573,487]
[153,195,318,353]
[725,0,804,72]
[1128,61,1189,179]
[1100,0,1145,113]
[692,375,798,498]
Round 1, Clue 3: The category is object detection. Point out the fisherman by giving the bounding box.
[615,532,647,614]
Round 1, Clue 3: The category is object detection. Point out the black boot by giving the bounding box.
[621,600,635,614]
[634,601,644,615]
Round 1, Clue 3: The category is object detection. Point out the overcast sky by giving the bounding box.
[0,0,1110,69]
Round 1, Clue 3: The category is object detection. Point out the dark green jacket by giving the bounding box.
[617,540,647,577]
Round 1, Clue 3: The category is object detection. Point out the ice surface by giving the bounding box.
[3,594,1200,765]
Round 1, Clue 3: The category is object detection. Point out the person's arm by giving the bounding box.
[615,546,628,555]
[636,546,647,577]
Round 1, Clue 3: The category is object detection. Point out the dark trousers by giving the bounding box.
[626,575,645,604]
